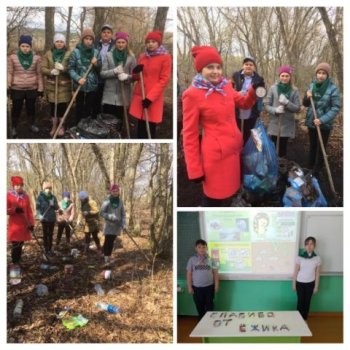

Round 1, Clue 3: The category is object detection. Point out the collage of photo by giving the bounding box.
[4,4,345,347]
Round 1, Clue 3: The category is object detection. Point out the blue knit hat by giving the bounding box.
[62,191,70,198]
[78,191,88,200]
[19,35,33,47]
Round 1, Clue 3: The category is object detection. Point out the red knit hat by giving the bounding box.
[110,184,120,191]
[11,176,24,186]
[278,65,293,75]
[191,46,223,73]
[145,31,162,45]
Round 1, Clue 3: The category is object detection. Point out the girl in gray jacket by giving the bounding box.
[265,65,301,157]
[100,184,126,264]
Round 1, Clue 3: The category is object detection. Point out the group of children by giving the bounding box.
[7,25,172,139]
[187,236,320,322]
[182,46,341,206]
[7,176,126,267]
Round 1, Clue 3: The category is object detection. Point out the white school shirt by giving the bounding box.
[296,255,321,283]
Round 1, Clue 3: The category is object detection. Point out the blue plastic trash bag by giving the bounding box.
[242,120,278,193]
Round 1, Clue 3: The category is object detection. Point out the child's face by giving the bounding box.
[83,36,93,46]
[305,240,315,253]
[195,244,207,256]
[54,40,65,50]
[101,29,113,43]
[116,39,127,51]
[14,184,24,193]
[63,196,69,201]
[146,39,159,52]
[242,61,255,76]
[316,70,328,82]
[20,44,31,54]
[201,63,223,85]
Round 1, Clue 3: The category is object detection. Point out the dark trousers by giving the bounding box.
[84,231,100,247]
[103,234,117,256]
[102,104,124,122]
[270,135,289,158]
[193,284,215,319]
[137,119,157,139]
[237,115,258,145]
[11,241,24,264]
[56,222,71,245]
[308,128,331,174]
[296,281,315,320]
[11,89,37,128]
[42,222,55,253]
[94,84,105,116]
[75,91,97,124]
[49,102,67,118]
[202,194,225,207]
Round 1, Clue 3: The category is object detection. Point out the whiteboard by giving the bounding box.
[300,211,343,274]
[190,311,312,337]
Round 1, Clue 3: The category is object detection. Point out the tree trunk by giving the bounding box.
[66,7,73,49]
[90,143,110,190]
[153,7,168,32]
[45,7,55,52]
[93,7,106,36]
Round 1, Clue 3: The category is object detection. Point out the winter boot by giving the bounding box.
[57,118,65,137]
[49,117,58,137]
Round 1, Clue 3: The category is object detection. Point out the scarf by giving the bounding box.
[17,50,33,70]
[41,191,53,202]
[277,82,292,98]
[312,78,330,103]
[192,73,227,98]
[77,42,94,67]
[61,199,71,210]
[300,251,317,259]
[112,48,127,67]
[145,45,168,58]
[52,47,66,63]
[109,195,120,209]
[9,189,27,200]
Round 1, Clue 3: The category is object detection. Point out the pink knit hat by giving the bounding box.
[115,32,129,42]
[110,184,120,191]
[278,65,293,75]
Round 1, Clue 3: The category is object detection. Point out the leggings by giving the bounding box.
[270,135,289,158]
[308,128,331,173]
[11,241,24,264]
[137,119,157,139]
[84,231,100,247]
[103,235,117,256]
[56,222,71,245]
[49,102,67,118]
[11,89,37,128]
[42,222,55,253]
[75,91,97,123]
[202,194,226,207]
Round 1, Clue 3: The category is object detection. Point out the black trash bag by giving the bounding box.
[96,113,122,138]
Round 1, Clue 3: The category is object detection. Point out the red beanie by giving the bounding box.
[110,184,120,191]
[11,176,24,186]
[278,65,293,76]
[191,46,223,73]
[145,31,162,45]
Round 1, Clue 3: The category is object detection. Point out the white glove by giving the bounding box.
[118,73,129,81]
[275,105,285,114]
[55,62,64,71]
[279,94,289,106]
[115,65,124,74]
[51,69,59,76]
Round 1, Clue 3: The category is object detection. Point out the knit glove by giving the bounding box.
[132,64,144,74]
[15,207,24,214]
[107,214,117,222]
[279,94,289,106]
[55,62,64,71]
[115,65,124,74]
[118,73,129,81]
[190,176,205,183]
[142,98,152,109]
[275,105,285,115]
[51,69,60,76]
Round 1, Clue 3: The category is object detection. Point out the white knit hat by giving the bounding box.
[53,33,66,45]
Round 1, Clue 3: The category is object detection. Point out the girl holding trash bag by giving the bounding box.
[99,184,126,265]
[265,65,301,157]
[36,182,59,256]
[56,191,75,249]
[129,30,172,139]
[100,32,136,133]
[68,28,101,124]
[293,236,321,320]
[7,176,34,265]
[7,35,44,137]
[41,33,72,137]
[182,46,263,207]
[302,62,341,177]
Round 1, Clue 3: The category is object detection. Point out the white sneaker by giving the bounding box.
[11,128,17,137]
[31,125,39,133]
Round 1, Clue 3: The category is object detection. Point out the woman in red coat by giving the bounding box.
[129,31,172,139]
[7,176,35,264]
[182,46,265,206]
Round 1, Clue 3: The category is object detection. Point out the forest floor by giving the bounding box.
[7,228,173,343]
[177,112,343,207]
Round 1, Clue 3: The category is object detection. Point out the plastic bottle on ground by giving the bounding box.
[96,302,119,314]
[94,283,105,296]
[13,299,24,318]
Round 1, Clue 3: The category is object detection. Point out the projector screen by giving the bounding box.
[200,211,300,280]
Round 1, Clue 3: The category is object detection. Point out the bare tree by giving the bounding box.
[45,7,55,51]
[153,7,168,32]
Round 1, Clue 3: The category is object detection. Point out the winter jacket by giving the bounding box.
[99,197,126,236]
[77,198,100,233]
[68,47,101,92]
[57,200,75,224]
[7,190,34,242]
[100,51,136,106]
[129,52,172,123]
[36,192,59,223]
[303,80,341,130]
[265,84,301,138]
[7,52,44,91]
[41,49,72,103]
[182,83,257,199]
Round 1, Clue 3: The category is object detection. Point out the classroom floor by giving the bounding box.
[177,313,343,343]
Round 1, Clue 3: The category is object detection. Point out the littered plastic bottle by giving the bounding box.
[96,302,119,314]
[13,299,24,318]
[94,284,105,296]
